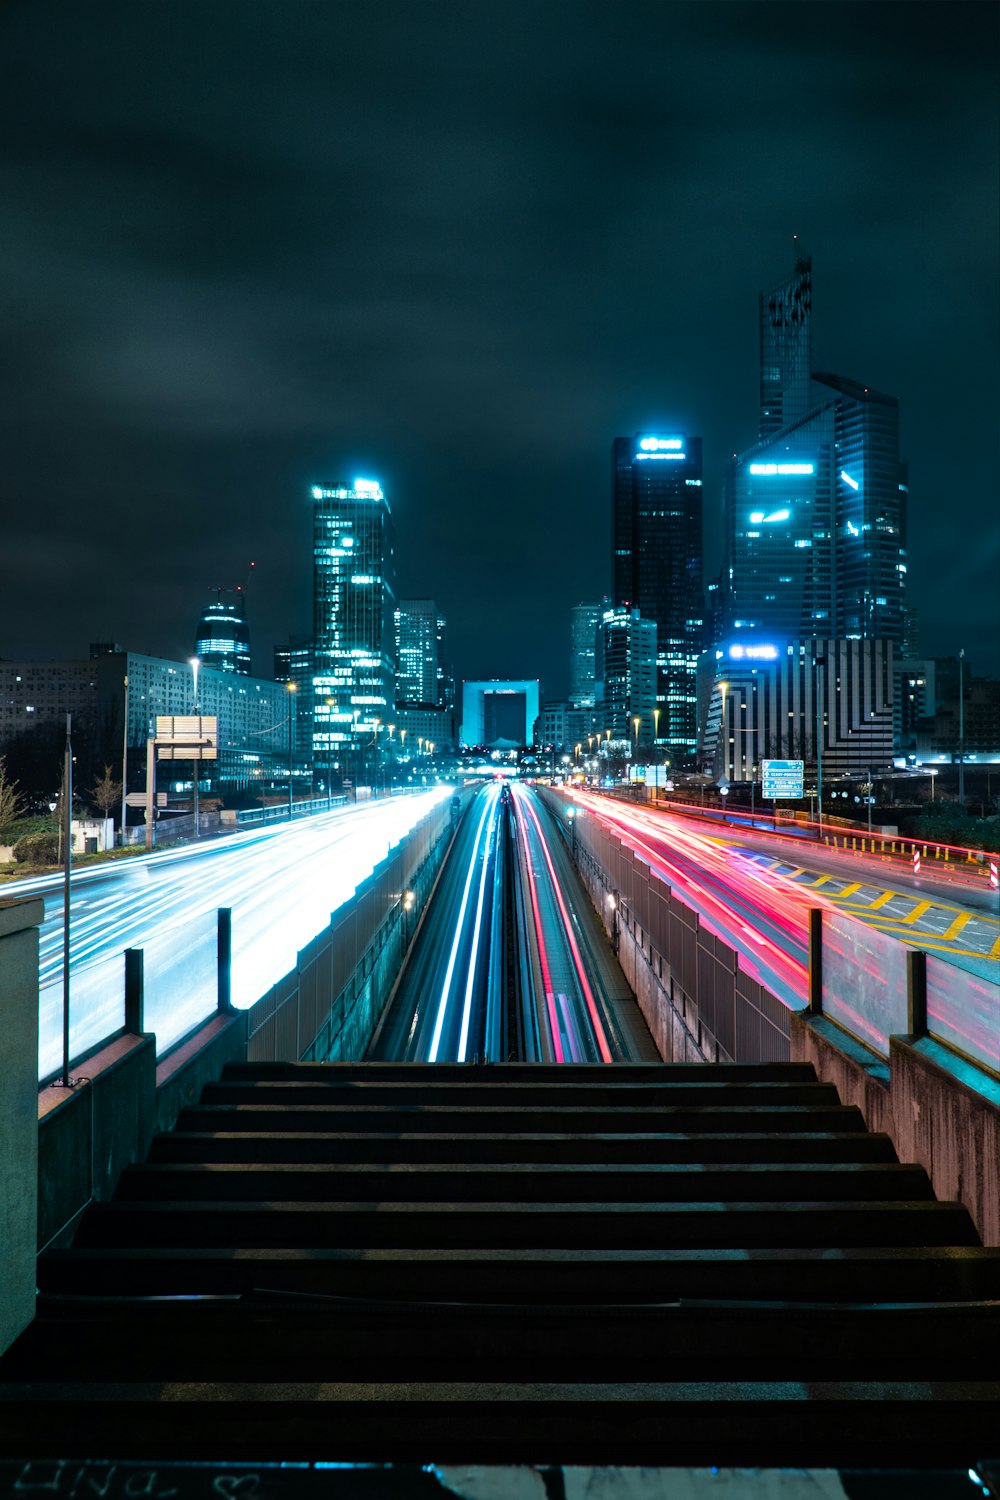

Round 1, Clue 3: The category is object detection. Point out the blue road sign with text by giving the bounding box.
[762,759,804,799]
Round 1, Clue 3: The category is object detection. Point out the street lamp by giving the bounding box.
[287,682,297,820]
[958,647,966,806]
[188,657,201,838]
[717,681,729,780]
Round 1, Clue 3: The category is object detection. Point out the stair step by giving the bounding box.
[199,1080,842,1107]
[115,1161,930,1204]
[72,1198,978,1251]
[176,1103,867,1135]
[36,1244,1000,1303]
[149,1130,898,1166]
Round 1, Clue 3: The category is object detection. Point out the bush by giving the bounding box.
[12,831,60,865]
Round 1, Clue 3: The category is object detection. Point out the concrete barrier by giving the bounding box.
[0,897,42,1359]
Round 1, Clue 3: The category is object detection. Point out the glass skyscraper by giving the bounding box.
[596,606,657,747]
[194,588,251,675]
[723,406,837,639]
[812,371,907,644]
[395,598,440,706]
[612,433,703,754]
[569,601,601,709]
[759,252,813,440]
[311,479,396,776]
[719,256,907,650]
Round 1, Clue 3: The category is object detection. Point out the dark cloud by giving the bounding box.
[0,0,997,692]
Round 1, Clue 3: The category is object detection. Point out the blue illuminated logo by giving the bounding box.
[729,644,778,661]
[353,478,384,499]
[840,470,859,490]
[638,436,683,451]
[748,462,814,476]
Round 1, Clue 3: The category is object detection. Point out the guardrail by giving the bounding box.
[624,788,999,888]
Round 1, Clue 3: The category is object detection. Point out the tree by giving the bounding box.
[0,757,25,843]
[89,764,122,820]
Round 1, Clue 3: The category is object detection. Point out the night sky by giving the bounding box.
[2,1,997,698]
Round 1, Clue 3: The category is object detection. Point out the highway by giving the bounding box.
[10,791,451,1080]
[369,783,657,1064]
[567,789,1000,1068]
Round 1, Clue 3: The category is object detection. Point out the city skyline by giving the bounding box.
[0,2,997,697]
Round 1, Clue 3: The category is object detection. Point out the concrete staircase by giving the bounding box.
[2,1061,999,1466]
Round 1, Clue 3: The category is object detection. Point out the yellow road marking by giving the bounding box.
[864,889,897,910]
[808,873,832,887]
[991,933,1000,961]
[900,901,932,925]
[834,882,863,898]
[942,911,972,941]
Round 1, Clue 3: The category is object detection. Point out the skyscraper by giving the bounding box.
[194,587,251,675]
[812,371,908,644]
[719,255,907,650]
[612,433,703,754]
[569,602,601,709]
[395,599,439,706]
[311,478,396,778]
[759,252,813,440]
[595,606,657,748]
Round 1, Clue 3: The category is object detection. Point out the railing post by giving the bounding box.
[124,947,144,1034]
[217,907,233,1014]
[807,907,823,1016]
[906,949,928,1038]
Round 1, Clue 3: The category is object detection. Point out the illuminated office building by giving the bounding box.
[460,680,540,749]
[274,634,314,764]
[719,255,907,650]
[311,478,396,776]
[194,587,251,675]
[812,371,908,645]
[569,602,601,710]
[699,637,895,782]
[395,599,440,707]
[595,606,657,749]
[612,433,703,754]
[722,408,837,640]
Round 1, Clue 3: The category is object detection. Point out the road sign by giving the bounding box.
[761,759,804,799]
[124,792,147,808]
[156,715,218,760]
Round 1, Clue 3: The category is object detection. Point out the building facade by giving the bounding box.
[699,637,895,782]
[194,588,251,675]
[311,478,396,780]
[718,255,908,653]
[460,680,540,748]
[274,635,315,764]
[569,602,601,709]
[596,606,657,749]
[0,651,293,792]
[395,598,440,707]
[612,433,703,755]
[536,701,596,752]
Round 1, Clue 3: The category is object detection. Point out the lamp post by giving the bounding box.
[120,672,129,849]
[958,648,965,807]
[286,682,297,820]
[387,724,395,789]
[61,713,73,1087]
[717,681,728,780]
[815,651,825,835]
[188,657,201,839]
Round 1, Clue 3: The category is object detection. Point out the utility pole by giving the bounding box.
[188,657,201,839]
[815,649,825,835]
[958,648,965,806]
[287,682,297,821]
[120,673,129,849]
[61,713,73,1087]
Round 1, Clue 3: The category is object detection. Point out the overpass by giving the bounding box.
[1,785,998,1477]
